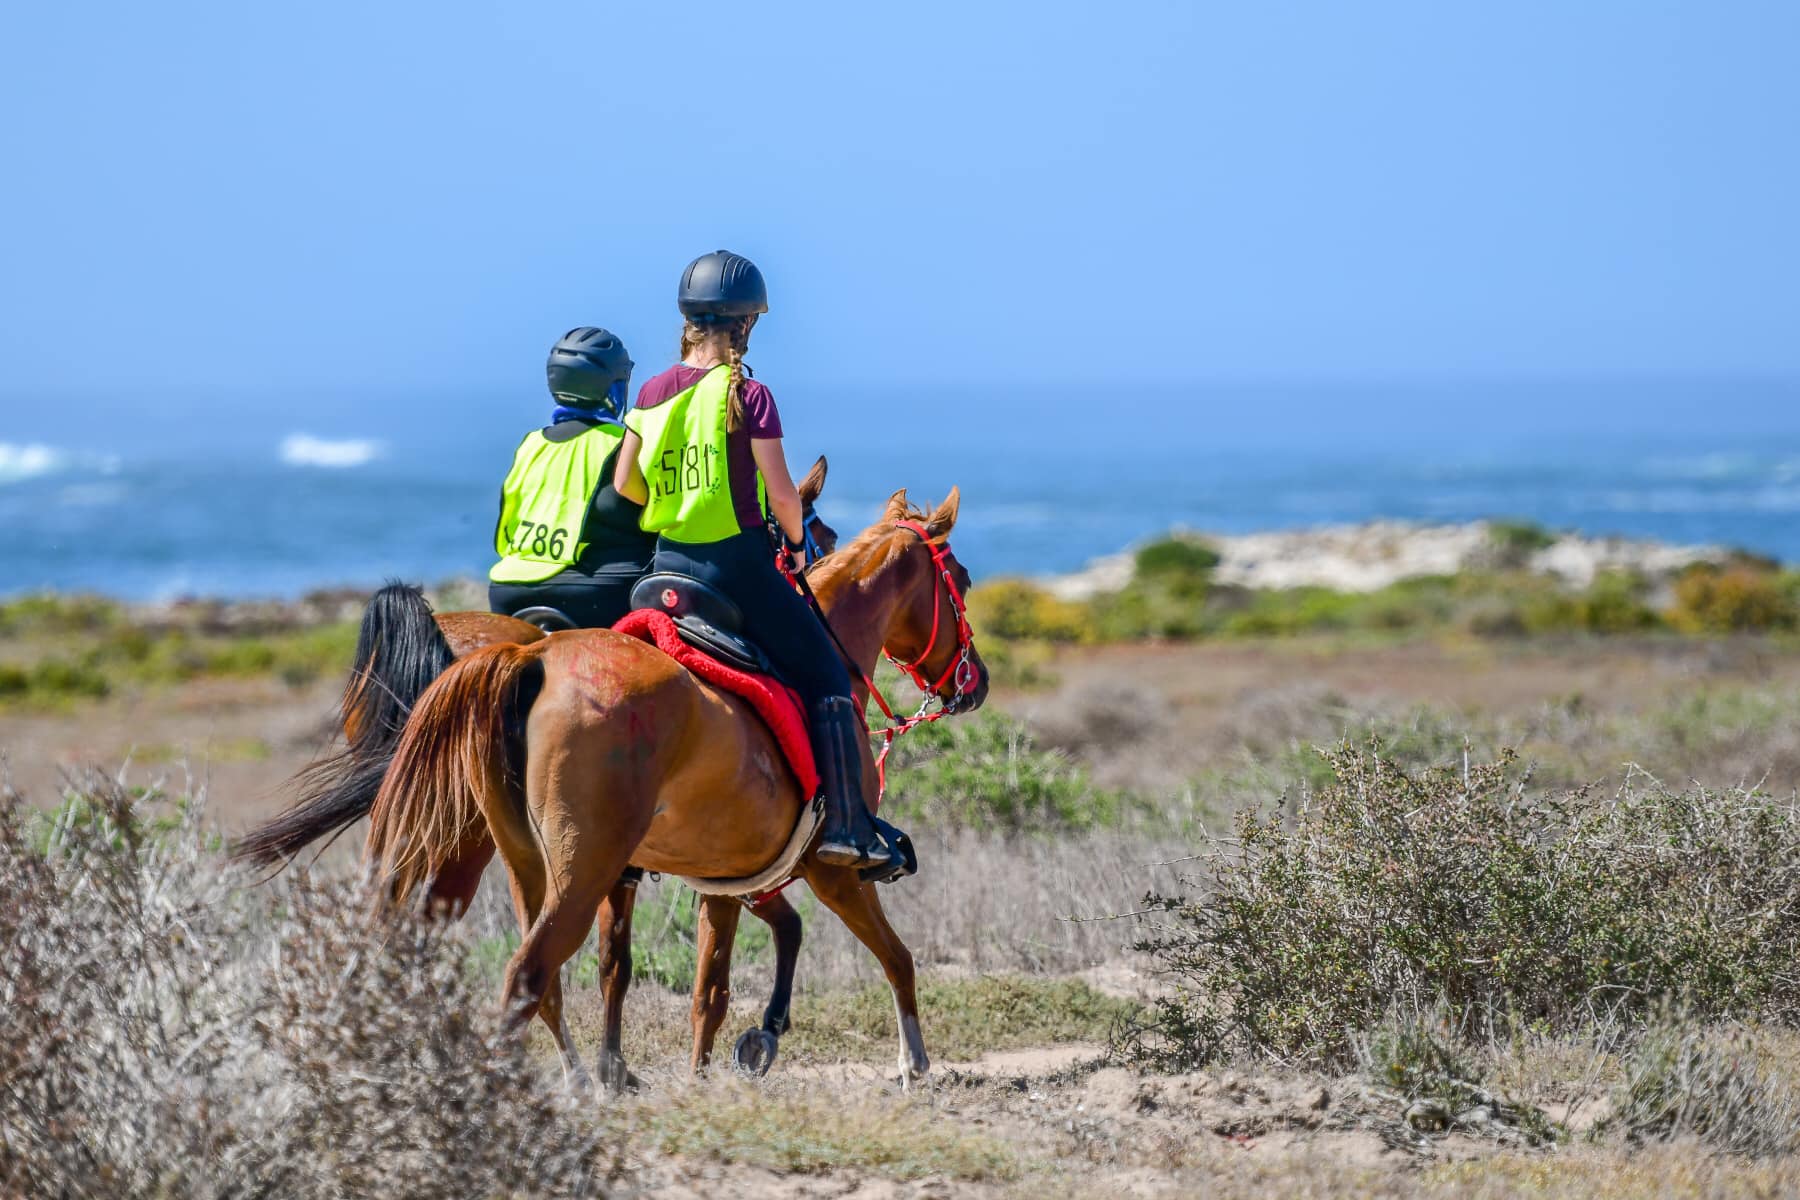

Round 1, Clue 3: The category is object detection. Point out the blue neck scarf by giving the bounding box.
[550,405,626,428]
[550,379,629,429]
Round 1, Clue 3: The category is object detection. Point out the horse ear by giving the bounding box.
[798,455,828,506]
[882,488,911,522]
[925,486,961,539]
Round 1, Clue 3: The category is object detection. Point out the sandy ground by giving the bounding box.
[0,674,341,816]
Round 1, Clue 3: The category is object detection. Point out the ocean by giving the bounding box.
[7,381,1800,600]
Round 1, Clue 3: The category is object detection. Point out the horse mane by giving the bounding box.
[808,492,941,594]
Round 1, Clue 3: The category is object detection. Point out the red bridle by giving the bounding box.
[878,520,979,702]
[851,519,981,800]
[779,517,982,801]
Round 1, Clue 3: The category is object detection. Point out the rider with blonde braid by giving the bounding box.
[616,250,897,871]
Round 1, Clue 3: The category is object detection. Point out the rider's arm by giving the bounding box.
[614,431,649,505]
[752,438,805,547]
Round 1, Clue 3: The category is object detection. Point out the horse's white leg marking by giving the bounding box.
[554,1008,593,1092]
[894,995,929,1090]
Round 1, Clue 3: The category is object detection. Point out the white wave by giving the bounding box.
[279,434,384,469]
[0,442,67,484]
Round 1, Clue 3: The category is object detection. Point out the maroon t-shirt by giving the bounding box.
[634,364,783,535]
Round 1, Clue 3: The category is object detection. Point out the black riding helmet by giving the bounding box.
[546,326,633,416]
[678,250,768,320]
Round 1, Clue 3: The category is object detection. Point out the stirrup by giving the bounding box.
[858,818,917,884]
[815,833,894,870]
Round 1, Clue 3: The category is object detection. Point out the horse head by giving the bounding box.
[814,487,989,714]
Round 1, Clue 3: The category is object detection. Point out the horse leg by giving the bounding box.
[804,864,929,1089]
[498,864,594,1090]
[423,829,592,1087]
[689,895,742,1073]
[730,892,803,1076]
[592,870,641,1092]
[493,760,643,1051]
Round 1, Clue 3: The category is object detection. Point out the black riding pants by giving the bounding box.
[651,530,853,708]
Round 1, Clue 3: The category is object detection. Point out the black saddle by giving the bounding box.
[628,573,777,677]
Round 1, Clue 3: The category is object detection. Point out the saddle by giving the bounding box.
[627,573,778,678]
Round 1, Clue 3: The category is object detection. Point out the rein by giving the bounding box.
[780,518,979,801]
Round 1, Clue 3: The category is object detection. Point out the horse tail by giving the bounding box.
[365,641,544,906]
[232,582,455,868]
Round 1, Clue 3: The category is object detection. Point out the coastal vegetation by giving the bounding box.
[970,524,1800,646]
[4,521,1798,713]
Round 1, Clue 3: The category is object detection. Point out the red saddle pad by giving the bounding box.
[611,609,818,800]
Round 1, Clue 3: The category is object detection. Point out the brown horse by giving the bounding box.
[357,489,986,1089]
[237,461,838,1086]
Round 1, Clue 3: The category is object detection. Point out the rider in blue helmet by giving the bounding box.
[488,326,655,629]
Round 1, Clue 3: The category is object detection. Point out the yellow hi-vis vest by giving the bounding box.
[624,364,766,543]
[488,425,623,583]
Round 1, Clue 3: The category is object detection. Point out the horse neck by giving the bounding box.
[806,546,913,686]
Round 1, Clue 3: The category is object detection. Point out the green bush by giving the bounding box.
[1115,743,1800,1070]
[1134,537,1220,582]
[1572,571,1659,633]
[1485,520,1557,567]
[0,615,360,709]
[26,658,109,700]
[966,578,1088,643]
[26,786,195,858]
[882,712,1129,832]
[1087,580,1206,640]
[0,593,121,635]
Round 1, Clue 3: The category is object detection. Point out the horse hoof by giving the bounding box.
[598,1054,639,1094]
[733,1029,779,1077]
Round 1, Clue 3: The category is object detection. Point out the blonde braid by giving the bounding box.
[724,317,750,432]
[679,317,751,432]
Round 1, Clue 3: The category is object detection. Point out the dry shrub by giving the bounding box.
[1607,1022,1800,1157]
[0,774,616,1199]
[1025,682,1171,760]
[793,826,1191,985]
[1115,743,1800,1070]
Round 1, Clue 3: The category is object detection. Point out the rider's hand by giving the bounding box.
[779,533,808,573]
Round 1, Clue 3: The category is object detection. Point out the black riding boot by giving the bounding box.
[810,695,896,870]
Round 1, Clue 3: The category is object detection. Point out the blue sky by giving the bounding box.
[2,1,1797,445]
